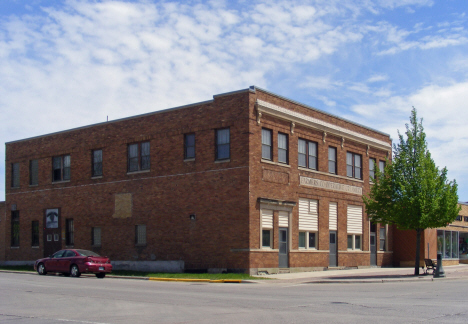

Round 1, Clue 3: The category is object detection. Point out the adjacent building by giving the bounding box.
[3,86,394,274]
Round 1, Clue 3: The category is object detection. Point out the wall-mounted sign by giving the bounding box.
[300,176,362,195]
[45,209,59,228]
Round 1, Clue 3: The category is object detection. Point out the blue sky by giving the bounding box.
[1,0,467,201]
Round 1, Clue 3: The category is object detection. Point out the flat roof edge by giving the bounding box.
[251,85,391,138]
[5,99,214,145]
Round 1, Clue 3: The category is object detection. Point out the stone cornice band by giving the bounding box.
[256,100,391,152]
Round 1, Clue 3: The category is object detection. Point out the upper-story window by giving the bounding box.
[347,152,362,179]
[215,128,230,160]
[261,128,272,160]
[128,142,150,172]
[379,160,386,173]
[92,149,103,177]
[184,133,195,160]
[328,147,337,174]
[298,139,317,170]
[11,211,19,247]
[53,155,70,182]
[29,160,38,185]
[369,158,376,181]
[11,163,20,188]
[278,132,288,164]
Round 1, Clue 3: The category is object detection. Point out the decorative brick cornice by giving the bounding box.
[256,100,391,151]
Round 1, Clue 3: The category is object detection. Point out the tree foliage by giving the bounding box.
[363,108,460,275]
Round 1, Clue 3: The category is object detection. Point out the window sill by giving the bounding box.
[184,158,195,162]
[261,159,291,168]
[32,246,39,249]
[127,169,150,175]
[52,180,70,184]
[29,184,38,187]
[91,176,103,179]
[298,167,364,183]
[215,159,230,164]
[10,246,19,249]
[135,244,147,247]
[295,248,318,252]
[10,186,20,189]
[260,248,279,252]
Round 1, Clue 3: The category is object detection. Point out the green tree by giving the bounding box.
[363,108,460,275]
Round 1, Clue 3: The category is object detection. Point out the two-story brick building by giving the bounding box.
[3,86,393,274]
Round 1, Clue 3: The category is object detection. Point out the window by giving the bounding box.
[261,128,272,160]
[278,132,288,164]
[299,199,318,249]
[379,160,386,173]
[456,216,462,221]
[135,225,146,245]
[11,163,20,188]
[11,211,19,247]
[128,142,150,172]
[92,227,101,246]
[32,221,39,247]
[184,133,195,159]
[215,128,230,160]
[346,152,362,179]
[29,160,38,185]
[299,232,316,249]
[53,155,70,182]
[369,158,376,181]
[328,147,337,174]
[347,205,363,250]
[92,149,103,177]
[65,219,74,246]
[464,217,468,222]
[298,139,317,170]
[261,209,273,248]
[347,234,361,250]
[379,227,386,251]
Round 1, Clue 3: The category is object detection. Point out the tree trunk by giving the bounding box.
[414,228,422,275]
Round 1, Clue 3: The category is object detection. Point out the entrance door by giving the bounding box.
[329,231,337,267]
[279,228,288,268]
[43,209,62,257]
[370,233,377,266]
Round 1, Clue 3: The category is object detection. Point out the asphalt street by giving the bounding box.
[1,271,468,323]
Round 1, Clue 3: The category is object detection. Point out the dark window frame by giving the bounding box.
[184,133,195,160]
[11,162,20,188]
[29,159,38,186]
[11,211,20,247]
[298,138,318,170]
[277,132,289,164]
[92,149,103,177]
[261,128,273,160]
[52,155,70,182]
[346,152,362,179]
[32,220,39,247]
[127,142,150,172]
[65,218,74,246]
[215,128,230,161]
[328,146,337,174]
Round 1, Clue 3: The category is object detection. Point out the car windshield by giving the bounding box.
[75,249,101,257]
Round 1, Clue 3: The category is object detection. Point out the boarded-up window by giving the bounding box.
[113,193,132,219]
[299,198,318,232]
[261,209,273,229]
[347,205,363,234]
[278,211,289,227]
[329,202,337,231]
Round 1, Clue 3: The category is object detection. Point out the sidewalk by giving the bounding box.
[250,264,468,284]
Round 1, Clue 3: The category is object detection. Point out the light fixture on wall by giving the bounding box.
[189,214,196,220]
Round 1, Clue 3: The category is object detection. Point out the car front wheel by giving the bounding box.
[37,263,47,275]
[70,265,81,278]
[95,273,106,279]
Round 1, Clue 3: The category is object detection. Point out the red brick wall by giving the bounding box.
[0,202,5,262]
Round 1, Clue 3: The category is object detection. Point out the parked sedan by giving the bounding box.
[34,249,112,278]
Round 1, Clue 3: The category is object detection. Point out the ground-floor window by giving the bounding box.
[299,232,316,249]
[135,225,147,246]
[31,221,39,247]
[65,219,74,246]
[11,211,20,247]
[460,232,468,261]
[347,234,361,250]
[261,209,273,249]
[379,226,386,251]
[262,229,272,248]
[437,230,459,259]
[92,227,101,247]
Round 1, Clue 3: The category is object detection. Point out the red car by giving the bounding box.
[34,249,112,278]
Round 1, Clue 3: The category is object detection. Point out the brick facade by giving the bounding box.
[4,86,394,274]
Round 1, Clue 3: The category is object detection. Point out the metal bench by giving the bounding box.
[423,258,437,274]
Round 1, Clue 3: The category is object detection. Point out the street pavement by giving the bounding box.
[251,263,468,284]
